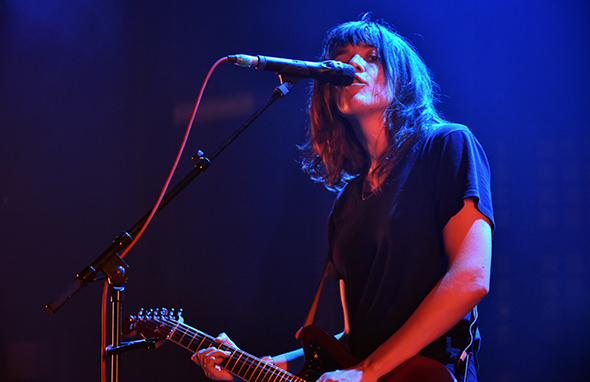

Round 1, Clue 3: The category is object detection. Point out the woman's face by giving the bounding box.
[331,44,394,120]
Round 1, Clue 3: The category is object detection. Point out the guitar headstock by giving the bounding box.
[123,307,184,340]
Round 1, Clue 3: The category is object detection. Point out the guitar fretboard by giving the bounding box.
[149,318,307,382]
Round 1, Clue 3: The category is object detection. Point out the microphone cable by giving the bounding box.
[100,56,229,382]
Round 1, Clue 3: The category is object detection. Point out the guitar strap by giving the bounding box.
[297,258,330,338]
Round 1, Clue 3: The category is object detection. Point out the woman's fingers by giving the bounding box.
[191,333,239,381]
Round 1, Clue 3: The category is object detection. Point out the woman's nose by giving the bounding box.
[349,54,365,72]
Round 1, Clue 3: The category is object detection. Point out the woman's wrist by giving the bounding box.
[357,357,382,381]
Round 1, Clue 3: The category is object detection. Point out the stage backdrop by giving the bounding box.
[1,1,589,381]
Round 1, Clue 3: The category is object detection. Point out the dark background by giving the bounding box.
[1,1,589,381]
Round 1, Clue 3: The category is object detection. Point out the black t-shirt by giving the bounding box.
[326,123,494,360]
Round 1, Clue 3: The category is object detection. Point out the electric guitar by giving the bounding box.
[124,308,455,382]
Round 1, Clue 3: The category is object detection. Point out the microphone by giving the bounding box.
[227,54,355,86]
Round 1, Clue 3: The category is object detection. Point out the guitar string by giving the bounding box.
[136,314,276,378]
[136,316,305,382]
[162,319,291,382]
[148,317,306,382]
[160,318,292,382]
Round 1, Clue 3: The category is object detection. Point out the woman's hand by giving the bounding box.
[317,368,377,382]
[191,332,239,381]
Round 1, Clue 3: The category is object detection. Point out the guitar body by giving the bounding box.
[297,326,455,382]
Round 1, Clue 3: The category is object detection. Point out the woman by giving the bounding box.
[193,15,494,382]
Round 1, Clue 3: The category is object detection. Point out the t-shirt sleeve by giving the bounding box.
[431,127,495,232]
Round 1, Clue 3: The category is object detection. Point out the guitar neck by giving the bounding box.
[163,319,306,382]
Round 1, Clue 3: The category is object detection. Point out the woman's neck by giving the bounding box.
[349,113,390,190]
[351,113,388,161]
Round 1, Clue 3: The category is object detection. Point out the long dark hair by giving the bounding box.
[301,14,444,192]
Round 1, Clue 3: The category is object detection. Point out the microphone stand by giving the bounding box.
[45,79,296,382]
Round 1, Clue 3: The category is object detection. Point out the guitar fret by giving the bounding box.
[224,349,244,374]
[240,354,258,380]
[179,326,199,349]
[253,360,266,382]
[247,360,262,382]
[187,328,207,351]
[282,370,296,382]
[167,320,179,341]
[263,361,277,382]
[184,327,199,351]
[170,324,189,347]
[176,325,189,345]
[267,363,285,382]
[187,330,206,351]
[225,351,293,382]
[240,357,257,381]
[264,366,278,382]
[168,321,210,352]
[252,364,268,381]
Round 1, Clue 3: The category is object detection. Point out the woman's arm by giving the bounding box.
[319,197,492,382]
